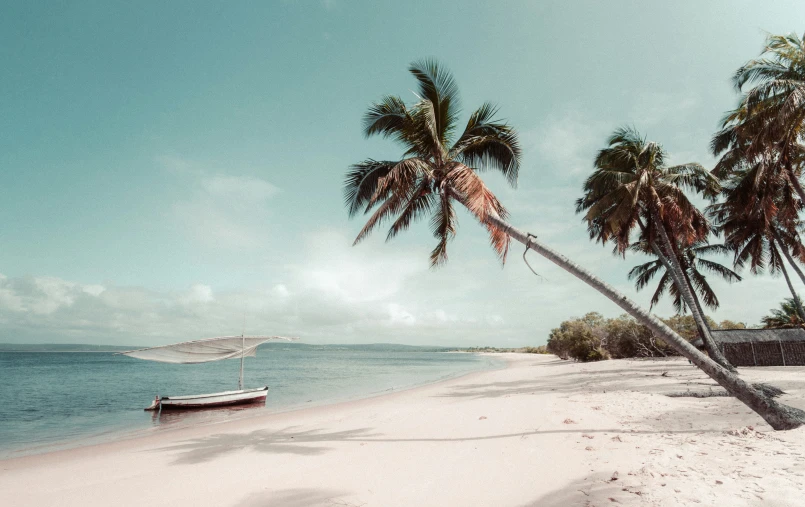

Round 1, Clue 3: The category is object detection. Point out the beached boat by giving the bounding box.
[118,335,295,411]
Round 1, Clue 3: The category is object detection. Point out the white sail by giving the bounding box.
[119,336,295,364]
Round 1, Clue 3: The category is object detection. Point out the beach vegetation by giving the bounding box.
[762,298,805,329]
[547,314,723,362]
[520,345,549,354]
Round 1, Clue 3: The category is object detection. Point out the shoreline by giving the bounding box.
[2,354,804,506]
[0,352,508,461]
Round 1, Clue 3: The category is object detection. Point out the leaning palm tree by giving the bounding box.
[575,127,733,369]
[346,60,805,429]
[629,238,741,314]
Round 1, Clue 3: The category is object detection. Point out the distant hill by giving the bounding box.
[0,342,453,353]
[0,343,135,352]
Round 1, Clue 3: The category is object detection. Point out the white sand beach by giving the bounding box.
[2,354,804,507]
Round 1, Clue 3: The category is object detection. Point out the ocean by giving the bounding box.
[0,343,501,458]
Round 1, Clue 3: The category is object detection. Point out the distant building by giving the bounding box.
[691,328,805,366]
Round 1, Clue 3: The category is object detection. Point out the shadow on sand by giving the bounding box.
[157,424,722,466]
[519,473,631,507]
[155,426,378,465]
[237,488,355,507]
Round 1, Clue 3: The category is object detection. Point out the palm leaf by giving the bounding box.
[343,160,396,217]
[450,103,521,186]
[408,59,460,146]
[429,191,457,267]
[386,178,436,242]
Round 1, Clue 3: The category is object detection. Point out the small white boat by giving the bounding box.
[119,335,296,411]
[158,386,269,410]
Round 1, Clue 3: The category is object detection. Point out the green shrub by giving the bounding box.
[547,312,608,362]
[520,346,549,354]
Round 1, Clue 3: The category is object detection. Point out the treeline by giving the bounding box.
[546,312,746,362]
[445,346,550,354]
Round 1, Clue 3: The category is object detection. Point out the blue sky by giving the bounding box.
[1,0,804,346]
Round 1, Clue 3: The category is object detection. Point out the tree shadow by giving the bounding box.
[437,361,716,400]
[237,488,356,507]
[155,426,378,465]
[157,424,722,466]
[519,473,633,507]
[436,376,665,400]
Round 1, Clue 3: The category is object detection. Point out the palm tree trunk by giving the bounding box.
[780,263,805,322]
[772,239,805,322]
[773,228,805,287]
[687,277,713,334]
[650,212,735,371]
[487,214,805,430]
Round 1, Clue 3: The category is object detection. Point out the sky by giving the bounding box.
[1,0,804,346]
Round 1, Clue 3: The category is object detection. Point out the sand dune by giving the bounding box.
[2,354,804,506]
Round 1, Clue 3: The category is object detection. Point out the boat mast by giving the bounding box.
[239,314,245,390]
[237,335,244,390]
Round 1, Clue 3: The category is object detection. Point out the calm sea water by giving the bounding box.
[0,344,500,458]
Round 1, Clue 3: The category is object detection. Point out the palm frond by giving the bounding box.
[363,96,413,143]
[343,159,396,217]
[650,271,673,310]
[429,190,457,267]
[386,178,436,242]
[450,102,521,186]
[688,270,719,309]
[696,258,742,282]
[628,259,663,290]
[408,59,461,146]
[447,164,510,263]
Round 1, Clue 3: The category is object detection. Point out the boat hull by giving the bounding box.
[157,386,268,410]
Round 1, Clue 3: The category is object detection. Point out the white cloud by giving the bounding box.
[271,284,290,298]
[181,284,214,305]
[386,303,416,326]
[0,227,540,346]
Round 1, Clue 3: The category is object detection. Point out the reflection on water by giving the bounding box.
[151,402,267,427]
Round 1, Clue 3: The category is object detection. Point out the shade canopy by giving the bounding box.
[119,336,296,364]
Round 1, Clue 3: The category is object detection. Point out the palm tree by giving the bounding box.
[710,190,805,320]
[346,60,805,429]
[712,31,805,295]
[760,298,805,329]
[712,92,805,206]
[343,59,519,267]
[715,32,805,203]
[711,99,805,284]
[629,238,741,314]
[575,127,733,369]
[762,298,805,328]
